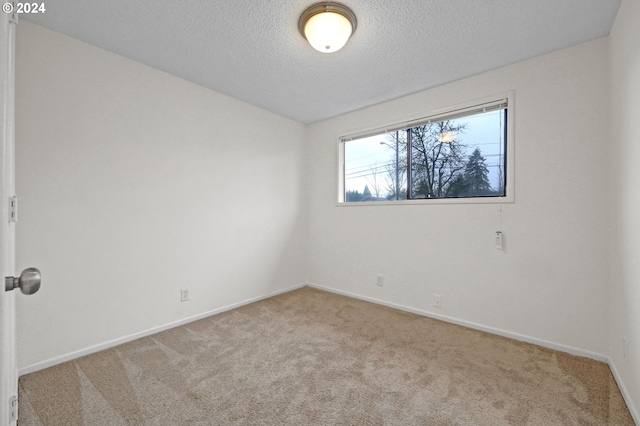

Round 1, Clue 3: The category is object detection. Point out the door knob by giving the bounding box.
[5,267,41,295]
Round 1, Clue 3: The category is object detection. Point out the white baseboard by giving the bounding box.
[307,282,640,422]
[19,281,639,423]
[19,283,306,376]
[307,283,609,362]
[608,357,640,425]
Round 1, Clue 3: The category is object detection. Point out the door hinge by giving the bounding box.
[9,196,17,223]
[8,3,18,24]
[9,395,18,422]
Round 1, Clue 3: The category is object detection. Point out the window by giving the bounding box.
[339,94,513,204]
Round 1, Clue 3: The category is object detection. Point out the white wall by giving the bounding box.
[609,0,640,418]
[306,38,610,357]
[15,22,307,369]
[16,16,637,417]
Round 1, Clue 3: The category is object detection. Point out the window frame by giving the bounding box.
[337,92,515,205]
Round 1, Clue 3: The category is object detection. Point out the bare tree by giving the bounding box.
[364,161,384,198]
[383,160,407,199]
[401,121,467,198]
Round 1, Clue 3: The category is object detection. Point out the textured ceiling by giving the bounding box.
[22,0,620,124]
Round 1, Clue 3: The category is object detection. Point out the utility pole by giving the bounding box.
[406,128,412,199]
[394,131,399,200]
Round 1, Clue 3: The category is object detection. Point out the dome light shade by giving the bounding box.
[299,3,357,53]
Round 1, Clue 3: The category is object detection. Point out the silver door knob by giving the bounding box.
[5,267,41,295]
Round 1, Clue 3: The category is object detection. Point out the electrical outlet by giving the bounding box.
[376,275,383,287]
[181,288,190,302]
[434,294,442,308]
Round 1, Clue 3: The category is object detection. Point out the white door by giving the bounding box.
[1,9,18,426]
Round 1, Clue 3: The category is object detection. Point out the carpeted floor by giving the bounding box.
[18,286,634,425]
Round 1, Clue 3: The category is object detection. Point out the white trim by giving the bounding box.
[608,357,640,425]
[19,282,638,423]
[1,10,18,426]
[307,283,608,362]
[335,195,513,207]
[328,273,640,418]
[19,283,306,376]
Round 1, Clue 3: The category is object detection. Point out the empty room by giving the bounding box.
[1,0,639,424]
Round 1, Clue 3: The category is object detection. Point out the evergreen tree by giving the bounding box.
[363,185,372,198]
[346,190,363,202]
[445,173,469,197]
[464,148,491,195]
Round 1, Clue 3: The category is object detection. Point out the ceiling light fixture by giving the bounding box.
[299,2,357,53]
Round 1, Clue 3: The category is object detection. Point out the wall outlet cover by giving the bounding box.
[434,294,442,308]
[181,288,190,302]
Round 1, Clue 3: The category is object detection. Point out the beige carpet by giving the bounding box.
[18,286,634,425]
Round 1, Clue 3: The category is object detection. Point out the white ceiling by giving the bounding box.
[23,0,620,124]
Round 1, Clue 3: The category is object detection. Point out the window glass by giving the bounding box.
[342,100,508,203]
